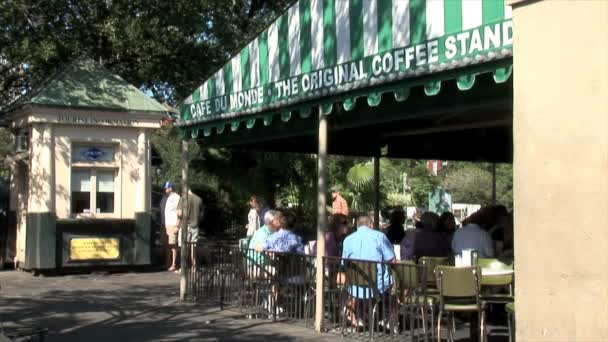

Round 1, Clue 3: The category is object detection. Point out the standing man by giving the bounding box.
[178,189,204,268]
[164,181,181,271]
[331,185,349,216]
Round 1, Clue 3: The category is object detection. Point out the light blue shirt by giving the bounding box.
[342,226,396,298]
[451,223,495,258]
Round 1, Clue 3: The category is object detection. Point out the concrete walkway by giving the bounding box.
[0,270,340,342]
[0,270,510,342]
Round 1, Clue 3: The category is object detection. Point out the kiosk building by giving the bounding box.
[1,59,166,271]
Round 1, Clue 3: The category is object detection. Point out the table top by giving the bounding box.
[481,268,514,276]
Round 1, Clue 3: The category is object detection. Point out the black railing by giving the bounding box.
[319,257,434,341]
[182,242,435,341]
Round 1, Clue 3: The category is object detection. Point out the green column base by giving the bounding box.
[134,212,152,265]
[24,212,56,270]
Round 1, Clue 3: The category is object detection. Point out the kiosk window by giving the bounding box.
[96,170,115,213]
[71,170,91,214]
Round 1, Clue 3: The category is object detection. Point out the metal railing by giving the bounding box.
[182,242,435,341]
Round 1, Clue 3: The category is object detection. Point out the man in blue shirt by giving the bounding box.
[341,215,396,328]
[342,216,396,298]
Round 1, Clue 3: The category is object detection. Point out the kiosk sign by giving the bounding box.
[70,238,120,260]
[83,147,106,161]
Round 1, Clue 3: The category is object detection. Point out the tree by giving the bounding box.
[340,158,440,211]
[0,0,291,236]
[441,162,513,208]
[0,128,12,160]
[0,0,288,107]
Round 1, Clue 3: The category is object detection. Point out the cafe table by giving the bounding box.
[469,268,514,342]
[481,268,514,276]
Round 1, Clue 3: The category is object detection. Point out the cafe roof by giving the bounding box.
[180,0,514,162]
[3,59,168,114]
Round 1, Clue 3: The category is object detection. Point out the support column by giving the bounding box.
[135,129,148,213]
[29,124,55,213]
[43,124,55,213]
[7,155,18,265]
[179,139,189,301]
[314,109,328,332]
[512,0,608,340]
[25,123,56,270]
[491,163,496,206]
[134,129,152,265]
[373,156,380,229]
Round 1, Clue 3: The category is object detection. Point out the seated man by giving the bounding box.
[247,210,280,276]
[342,216,396,326]
[451,222,495,258]
[255,211,304,255]
[254,210,304,316]
[413,211,451,260]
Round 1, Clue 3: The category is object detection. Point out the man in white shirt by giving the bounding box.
[164,181,181,271]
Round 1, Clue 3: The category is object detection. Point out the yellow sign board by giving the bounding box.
[70,238,120,260]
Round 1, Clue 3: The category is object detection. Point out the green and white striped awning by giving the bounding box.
[179,0,513,136]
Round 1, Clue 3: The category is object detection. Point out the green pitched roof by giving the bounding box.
[7,59,167,113]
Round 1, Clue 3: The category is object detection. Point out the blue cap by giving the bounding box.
[164,181,174,190]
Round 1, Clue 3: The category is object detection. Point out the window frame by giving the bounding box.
[69,142,120,219]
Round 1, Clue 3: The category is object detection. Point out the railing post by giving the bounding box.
[179,139,189,301]
[314,107,328,332]
[373,156,380,229]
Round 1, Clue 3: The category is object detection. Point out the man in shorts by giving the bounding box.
[164,181,181,271]
[178,189,204,268]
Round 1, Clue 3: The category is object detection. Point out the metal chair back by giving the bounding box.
[419,256,449,287]
[435,265,481,298]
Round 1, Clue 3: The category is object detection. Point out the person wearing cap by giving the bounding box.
[331,185,349,216]
[164,181,181,271]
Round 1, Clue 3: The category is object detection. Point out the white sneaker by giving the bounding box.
[348,318,365,328]
[379,319,399,334]
[268,306,285,319]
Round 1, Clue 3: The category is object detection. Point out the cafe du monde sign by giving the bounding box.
[182,0,513,124]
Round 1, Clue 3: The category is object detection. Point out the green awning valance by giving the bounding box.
[182,61,512,139]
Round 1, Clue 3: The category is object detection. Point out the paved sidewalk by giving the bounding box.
[0,270,340,342]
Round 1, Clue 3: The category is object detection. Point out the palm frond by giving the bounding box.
[346,162,374,189]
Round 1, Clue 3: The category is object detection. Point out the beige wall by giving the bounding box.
[54,125,148,219]
[513,1,608,340]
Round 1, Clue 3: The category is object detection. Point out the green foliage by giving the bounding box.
[441,162,513,208]
[346,161,374,188]
[386,192,411,207]
[0,0,288,106]
[0,128,12,160]
[339,158,440,211]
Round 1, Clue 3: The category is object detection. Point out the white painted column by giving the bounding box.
[9,155,18,212]
[179,139,189,301]
[135,129,148,213]
[373,156,380,229]
[314,108,328,332]
[28,124,55,213]
[44,124,55,213]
